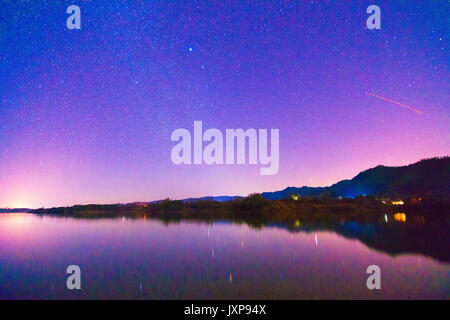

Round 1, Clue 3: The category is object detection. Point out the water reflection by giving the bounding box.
[118,212,448,263]
[0,213,448,299]
[394,213,407,222]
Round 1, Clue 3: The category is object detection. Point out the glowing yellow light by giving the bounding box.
[394,213,407,222]
[391,200,404,205]
[294,220,300,228]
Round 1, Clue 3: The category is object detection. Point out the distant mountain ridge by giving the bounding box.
[180,196,244,203]
[261,157,449,200]
[0,208,32,213]
[5,157,449,210]
[134,196,243,205]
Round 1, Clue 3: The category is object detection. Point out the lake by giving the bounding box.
[0,212,448,299]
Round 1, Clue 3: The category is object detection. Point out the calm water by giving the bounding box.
[0,213,448,299]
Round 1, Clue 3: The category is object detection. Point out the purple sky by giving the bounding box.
[0,1,448,208]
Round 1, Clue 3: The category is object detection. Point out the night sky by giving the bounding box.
[0,1,448,208]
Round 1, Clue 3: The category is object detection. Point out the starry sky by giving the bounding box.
[0,1,448,208]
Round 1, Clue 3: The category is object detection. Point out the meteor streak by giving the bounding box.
[365,92,423,114]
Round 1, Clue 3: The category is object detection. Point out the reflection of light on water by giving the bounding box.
[1,213,31,230]
[314,234,318,246]
[384,214,388,223]
[413,216,426,223]
[394,213,406,222]
[1,214,448,299]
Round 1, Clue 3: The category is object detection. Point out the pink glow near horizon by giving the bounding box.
[0,2,448,208]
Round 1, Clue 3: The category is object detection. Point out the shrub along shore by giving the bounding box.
[31,194,447,225]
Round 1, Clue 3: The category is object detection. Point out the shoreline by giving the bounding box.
[30,195,449,224]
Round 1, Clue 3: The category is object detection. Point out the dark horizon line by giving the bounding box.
[2,155,448,210]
